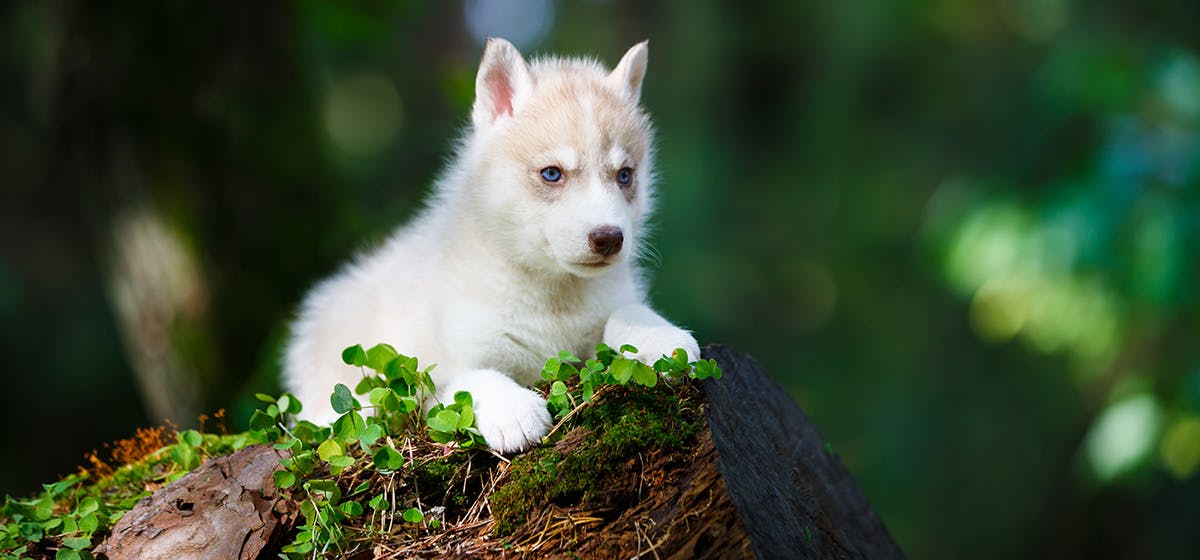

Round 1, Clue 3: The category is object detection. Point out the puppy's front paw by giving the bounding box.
[625,327,701,366]
[473,385,552,454]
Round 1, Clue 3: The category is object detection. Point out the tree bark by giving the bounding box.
[702,345,905,559]
[96,445,296,560]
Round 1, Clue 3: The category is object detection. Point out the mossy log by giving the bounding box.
[96,346,903,559]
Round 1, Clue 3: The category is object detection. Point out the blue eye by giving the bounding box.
[540,166,563,183]
[617,167,633,186]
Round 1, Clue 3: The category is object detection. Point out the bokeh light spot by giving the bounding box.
[969,278,1025,342]
[324,73,402,158]
[463,0,553,49]
[1159,53,1200,120]
[1161,417,1200,479]
[1085,394,1162,483]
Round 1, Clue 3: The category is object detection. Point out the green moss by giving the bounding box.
[489,383,702,535]
[413,452,474,511]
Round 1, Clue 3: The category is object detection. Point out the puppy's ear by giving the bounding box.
[607,40,649,103]
[472,38,534,130]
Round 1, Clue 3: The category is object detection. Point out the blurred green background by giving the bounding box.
[2,0,1199,558]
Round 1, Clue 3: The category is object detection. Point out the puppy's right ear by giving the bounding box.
[472,38,533,130]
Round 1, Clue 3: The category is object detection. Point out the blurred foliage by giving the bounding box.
[0,1,1198,559]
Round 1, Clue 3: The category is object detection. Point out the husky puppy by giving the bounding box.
[284,38,700,453]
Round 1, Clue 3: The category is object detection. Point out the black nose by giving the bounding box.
[588,225,624,257]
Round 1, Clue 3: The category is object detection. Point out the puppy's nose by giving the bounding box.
[588,225,624,257]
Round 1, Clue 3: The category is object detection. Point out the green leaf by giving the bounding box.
[595,343,617,366]
[610,357,635,384]
[305,479,341,504]
[368,494,388,510]
[274,394,292,415]
[333,411,365,440]
[365,343,399,372]
[329,456,355,468]
[359,423,384,446]
[619,343,639,354]
[18,521,42,542]
[76,497,100,517]
[453,391,473,407]
[692,359,722,380]
[458,405,475,430]
[317,439,344,461]
[385,355,418,384]
[282,541,314,554]
[372,447,403,471]
[540,358,561,381]
[402,508,424,523]
[341,344,367,367]
[368,387,391,406]
[427,409,461,433]
[33,497,53,521]
[179,429,203,448]
[550,381,568,396]
[293,421,327,445]
[632,361,658,387]
[340,501,363,516]
[428,429,454,444]
[555,361,579,382]
[55,549,80,560]
[273,470,297,489]
[254,393,276,403]
[398,396,419,413]
[249,410,275,431]
[330,383,357,414]
[557,350,581,363]
[62,536,91,550]
[670,348,691,368]
[78,514,98,533]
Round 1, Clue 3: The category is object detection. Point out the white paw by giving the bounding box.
[474,388,552,453]
[626,326,701,366]
[442,369,551,454]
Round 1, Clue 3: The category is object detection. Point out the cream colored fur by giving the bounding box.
[283,39,699,453]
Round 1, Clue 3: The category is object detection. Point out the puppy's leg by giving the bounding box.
[604,303,701,365]
[438,368,552,453]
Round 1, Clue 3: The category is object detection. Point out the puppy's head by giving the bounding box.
[465,38,654,278]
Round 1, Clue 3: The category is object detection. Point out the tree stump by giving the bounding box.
[94,346,903,559]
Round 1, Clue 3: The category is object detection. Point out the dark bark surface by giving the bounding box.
[702,344,906,559]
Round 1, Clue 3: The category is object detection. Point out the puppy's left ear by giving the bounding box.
[473,38,534,130]
[607,40,649,103]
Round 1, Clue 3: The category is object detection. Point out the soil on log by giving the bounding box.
[93,346,902,559]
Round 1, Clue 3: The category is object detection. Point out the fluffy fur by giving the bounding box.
[284,39,700,453]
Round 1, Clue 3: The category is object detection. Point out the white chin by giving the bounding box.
[559,259,615,277]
